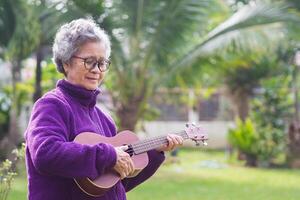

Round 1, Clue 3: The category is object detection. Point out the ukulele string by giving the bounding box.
[132,131,188,154]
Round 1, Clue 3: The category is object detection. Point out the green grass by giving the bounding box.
[6,149,300,200]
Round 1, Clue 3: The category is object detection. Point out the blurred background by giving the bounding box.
[1,0,300,199]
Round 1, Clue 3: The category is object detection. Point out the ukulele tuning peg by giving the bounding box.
[195,140,208,146]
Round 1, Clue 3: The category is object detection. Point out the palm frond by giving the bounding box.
[0,0,16,47]
[143,0,212,68]
[166,1,298,78]
[6,0,40,60]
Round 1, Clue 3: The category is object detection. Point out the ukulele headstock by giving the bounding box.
[185,123,208,146]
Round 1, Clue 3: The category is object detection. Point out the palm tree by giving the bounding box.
[219,52,280,120]
[30,0,84,102]
[0,0,39,158]
[75,0,298,131]
[284,15,300,168]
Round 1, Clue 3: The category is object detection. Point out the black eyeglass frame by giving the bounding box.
[72,55,111,72]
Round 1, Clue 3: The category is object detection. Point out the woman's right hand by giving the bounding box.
[113,146,134,179]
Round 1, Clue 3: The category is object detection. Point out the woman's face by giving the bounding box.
[63,41,108,90]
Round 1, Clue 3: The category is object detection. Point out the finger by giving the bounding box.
[167,135,175,147]
[123,152,131,158]
[123,166,129,177]
[120,162,129,177]
[129,159,134,174]
[121,172,126,179]
[127,159,133,172]
[170,137,178,146]
[117,167,125,179]
[179,136,184,144]
[127,158,134,174]
[123,159,131,176]
[170,136,179,148]
[120,152,130,163]
[175,136,183,145]
[126,165,131,177]
[170,135,183,147]
[120,145,128,151]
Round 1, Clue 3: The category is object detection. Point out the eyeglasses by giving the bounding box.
[72,55,111,72]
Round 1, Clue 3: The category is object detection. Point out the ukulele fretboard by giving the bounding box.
[131,131,188,155]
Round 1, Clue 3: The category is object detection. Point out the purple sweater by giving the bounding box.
[25,79,165,200]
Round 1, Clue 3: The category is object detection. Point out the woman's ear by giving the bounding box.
[62,62,70,75]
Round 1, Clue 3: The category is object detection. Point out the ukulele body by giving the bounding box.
[73,130,149,197]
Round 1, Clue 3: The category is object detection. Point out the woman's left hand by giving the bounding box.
[156,134,184,152]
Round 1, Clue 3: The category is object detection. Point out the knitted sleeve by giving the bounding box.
[25,96,117,179]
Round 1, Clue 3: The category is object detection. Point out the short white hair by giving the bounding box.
[52,18,111,74]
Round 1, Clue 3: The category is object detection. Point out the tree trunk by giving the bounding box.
[1,60,22,159]
[288,121,300,168]
[115,85,148,131]
[231,89,250,121]
[245,153,257,167]
[229,88,254,165]
[33,46,43,102]
[11,60,21,92]
[116,101,141,132]
[10,60,22,144]
[5,108,20,158]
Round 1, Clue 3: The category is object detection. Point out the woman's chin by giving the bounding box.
[87,85,98,90]
[82,82,98,90]
[84,79,100,90]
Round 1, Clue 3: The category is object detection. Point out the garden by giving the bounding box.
[1,0,300,199]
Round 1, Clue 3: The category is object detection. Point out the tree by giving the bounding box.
[29,0,84,102]
[75,0,298,131]
[219,52,279,120]
[101,0,226,130]
[160,0,299,121]
[0,0,39,158]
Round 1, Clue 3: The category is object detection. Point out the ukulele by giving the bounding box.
[73,123,208,197]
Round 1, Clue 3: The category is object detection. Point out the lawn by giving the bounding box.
[7,149,300,200]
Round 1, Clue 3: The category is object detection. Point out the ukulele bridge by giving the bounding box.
[124,144,134,157]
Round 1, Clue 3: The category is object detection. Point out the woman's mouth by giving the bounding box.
[86,77,98,81]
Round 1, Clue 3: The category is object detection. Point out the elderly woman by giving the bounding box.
[25,18,183,200]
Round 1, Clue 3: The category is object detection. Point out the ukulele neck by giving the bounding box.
[131,131,188,155]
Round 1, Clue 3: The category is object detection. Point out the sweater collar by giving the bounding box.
[56,79,100,107]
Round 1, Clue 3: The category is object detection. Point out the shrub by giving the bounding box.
[228,118,259,166]
[0,144,25,200]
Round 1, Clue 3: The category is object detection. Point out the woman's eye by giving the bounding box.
[85,58,96,65]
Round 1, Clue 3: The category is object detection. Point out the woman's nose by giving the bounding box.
[90,64,101,73]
